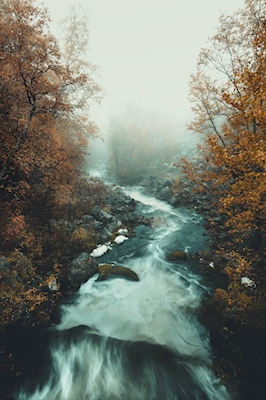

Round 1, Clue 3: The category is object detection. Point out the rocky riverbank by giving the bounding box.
[58,184,153,295]
[145,170,266,399]
[0,181,153,399]
[1,167,263,400]
[1,169,203,399]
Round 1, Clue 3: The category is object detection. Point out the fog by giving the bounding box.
[39,0,244,171]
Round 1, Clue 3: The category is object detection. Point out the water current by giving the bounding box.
[16,186,232,400]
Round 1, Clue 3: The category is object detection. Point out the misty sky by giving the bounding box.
[39,0,244,133]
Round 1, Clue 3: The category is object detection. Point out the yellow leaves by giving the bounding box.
[214,288,228,302]
[43,274,60,293]
[3,213,26,243]
[196,125,266,243]
[171,176,183,194]
[21,232,43,259]
[53,262,61,274]
[70,226,96,251]
[25,288,48,312]
[211,276,255,323]
[221,196,234,208]
[0,252,48,327]
[0,0,101,218]
[186,5,266,386]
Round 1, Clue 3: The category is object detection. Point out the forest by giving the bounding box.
[0,0,266,399]
[181,0,266,396]
[0,0,104,326]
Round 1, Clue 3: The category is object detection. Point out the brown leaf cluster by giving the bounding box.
[0,0,102,327]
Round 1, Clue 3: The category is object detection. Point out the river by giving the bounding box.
[15,186,233,400]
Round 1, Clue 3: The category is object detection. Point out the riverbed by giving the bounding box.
[15,186,233,400]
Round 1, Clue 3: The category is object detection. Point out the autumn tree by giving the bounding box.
[182,1,266,394]
[188,0,266,139]
[183,0,266,264]
[59,2,102,141]
[0,0,101,215]
[0,0,103,328]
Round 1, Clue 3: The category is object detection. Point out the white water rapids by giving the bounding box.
[16,187,232,400]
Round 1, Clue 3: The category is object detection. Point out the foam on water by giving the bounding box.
[57,255,207,358]
[15,186,233,400]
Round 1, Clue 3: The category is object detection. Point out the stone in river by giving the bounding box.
[97,264,139,282]
[167,251,188,261]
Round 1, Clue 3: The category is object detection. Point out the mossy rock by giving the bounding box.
[97,264,139,282]
[167,251,188,261]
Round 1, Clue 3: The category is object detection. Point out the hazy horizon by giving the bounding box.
[39,0,244,136]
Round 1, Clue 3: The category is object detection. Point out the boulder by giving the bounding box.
[124,212,138,222]
[123,197,136,206]
[93,221,103,230]
[97,264,139,282]
[157,186,173,201]
[91,206,114,223]
[90,205,101,218]
[68,253,98,290]
[158,178,173,190]
[103,227,113,238]
[179,188,192,199]
[169,194,181,207]
[167,251,188,261]
[80,215,94,224]
[107,221,120,233]
[99,209,114,223]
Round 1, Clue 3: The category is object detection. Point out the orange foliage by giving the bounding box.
[183,0,266,266]
[4,214,26,243]
[0,0,102,327]
[0,0,101,207]
[180,3,266,391]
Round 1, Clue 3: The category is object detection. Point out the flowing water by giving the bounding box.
[16,187,232,400]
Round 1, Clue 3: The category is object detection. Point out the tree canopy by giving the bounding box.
[0,0,101,225]
[0,0,102,327]
[182,0,266,393]
[184,0,266,264]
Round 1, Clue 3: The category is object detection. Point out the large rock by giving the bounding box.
[167,251,188,261]
[157,186,173,201]
[169,194,181,207]
[97,264,139,282]
[90,205,101,218]
[91,206,114,223]
[68,253,98,290]
[124,212,138,223]
[158,178,173,190]
[80,215,94,224]
[107,221,120,232]
[168,188,194,207]
[99,209,114,223]
[123,197,136,206]
[93,221,103,230]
